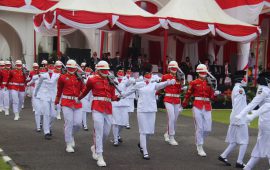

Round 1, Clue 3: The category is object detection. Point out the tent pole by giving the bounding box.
[57,16,61,60]
[34,29,36,62]
[163,29,168,74]
[254,35,260,86]
[100,31,105,59]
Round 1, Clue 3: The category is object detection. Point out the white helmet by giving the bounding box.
[0,61,5,66]
[5,61,11,65]
[41,60,48,65]
[66,59,77,68]
[196,64,208,73]
[15,60,22,65]
[55,61,62,66]
[95,61,110,70]
[33,63,39,67]
[168,61,179,69]
[81,62,86,67]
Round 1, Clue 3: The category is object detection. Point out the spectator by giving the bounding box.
[221,61,231,85]
[210,60,222,84]
[90,51,100,70]
[248,52,256,68]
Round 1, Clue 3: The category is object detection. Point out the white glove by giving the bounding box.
[214,90,221,96]
[234,114,242,122]
[167,79,176,85]
[75,98,81,104]
[181,86,188,91]
[246,114,253,124]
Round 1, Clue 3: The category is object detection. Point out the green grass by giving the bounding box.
[0,158,11,170]
[180,109,258,129]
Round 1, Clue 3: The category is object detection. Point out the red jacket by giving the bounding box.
[8,69,26,91]
[56,73,84,109]
[183,78,215,111]
[79,75,117,115]
[1,69,10,89]
[161,74,182,104]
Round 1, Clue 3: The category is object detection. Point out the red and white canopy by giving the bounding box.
[155,0,260,42]
[0,0,57,13]
[34,0,164,36]
[216,0,270,24]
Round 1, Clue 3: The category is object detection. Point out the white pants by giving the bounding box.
[41,100,56,134]
[33,97,42,129]
[3,89,10,110]
[192,107,212,145]
[0,89,3,109]
[92,110,112,154]
[62,106,82,144]
[10,90,25,114]
[164,102,181,136]
[82,111,88,128]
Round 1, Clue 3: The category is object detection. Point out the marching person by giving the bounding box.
[81,62,87,71]
[28,63,39,109]
[234,72,270,170]
[81,67,93,131]
[41,60,48,68]
[78,60,119,167]
[112,69,130,146]
[218,71,248,168]
[122,64,176,160]
[35,64,60,139]
[0,61,5,113]
[162,61,183,146]
[125,69,135,129]
[55,60,84,153]
[54,60,64,120]
[1,61,12,116]
[182,64,220,157]
[27,68,47,132]
[8,60,27,120]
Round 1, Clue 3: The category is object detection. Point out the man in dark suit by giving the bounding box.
[89,51,100,70]
[210,60,222,84]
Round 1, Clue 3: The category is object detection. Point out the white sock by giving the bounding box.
[221,143,237,158]
[112,125,119,143]
[140,134,148,155]
[237,144,247,164]
[244,157,260,170]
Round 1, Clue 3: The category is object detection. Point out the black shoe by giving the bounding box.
[36,128,41,133]
[49,130,52,136]
[126,125,131,129]
[235,162,245,168]
[218,156,231,166]
[83,127,89,131]
[44,133,52,140]
[118,137,123,143]
[143,154,150,160]
[137,143,143,154]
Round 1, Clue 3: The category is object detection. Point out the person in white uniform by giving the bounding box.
[218,71,248,168]
[122,64,176,160]
[124,69,135,129]
[235,72,270,170]
[0,61,6,113]
[112,69,130,146]
[35,64,60,139]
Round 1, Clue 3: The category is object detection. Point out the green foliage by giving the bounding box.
[0,158,11,170]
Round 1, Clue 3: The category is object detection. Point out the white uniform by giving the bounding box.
[112,78,130,143]
[226,83,248,144]
[220,83,248,165]
[81,76,93,129]
[124,76,136,113]
[35,72,59,135]
[27,74,42,130]
[236,85,270,170]
[124,80,170,155]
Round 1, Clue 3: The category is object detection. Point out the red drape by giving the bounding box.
[223,41,237,63]
[149,41,161,65]
[121,32,132,59]
[135,1,158,14]
[176,40,184,64]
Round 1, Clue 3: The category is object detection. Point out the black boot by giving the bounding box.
[218,156,231,166]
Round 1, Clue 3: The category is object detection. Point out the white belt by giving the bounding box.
[9,82,24,86]
[2,82,7,85]
[62,95,78,100]
[195,97,210,102]
[165,93,180,98]
[93,97,111,102]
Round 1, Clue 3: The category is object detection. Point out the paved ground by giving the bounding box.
[0,98,269,170]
